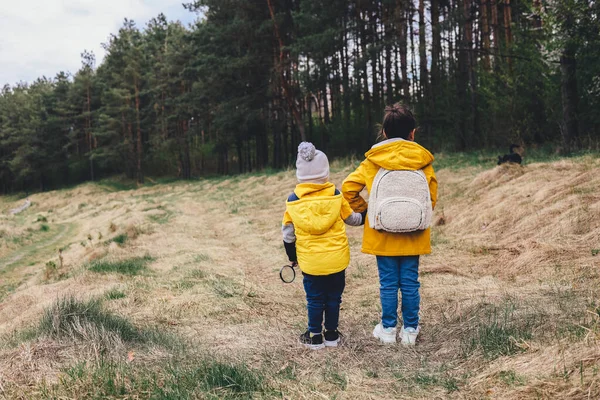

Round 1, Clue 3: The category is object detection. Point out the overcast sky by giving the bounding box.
[0,0,197,87]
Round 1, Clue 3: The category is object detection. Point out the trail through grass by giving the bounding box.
[0,222,75,271]
[1,156,599,399]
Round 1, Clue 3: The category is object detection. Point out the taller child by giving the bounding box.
[342,104,437,345]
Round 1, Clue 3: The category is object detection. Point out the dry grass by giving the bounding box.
[0,156,599,399]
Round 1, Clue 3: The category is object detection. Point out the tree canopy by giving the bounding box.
[1,1,598,193]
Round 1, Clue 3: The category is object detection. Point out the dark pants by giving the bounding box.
[303,269,346,334]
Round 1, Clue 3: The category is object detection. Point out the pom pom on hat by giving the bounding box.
[298,142,316,162]
[296,142,329,183]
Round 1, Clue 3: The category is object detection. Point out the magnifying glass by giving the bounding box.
[279,263,297,283]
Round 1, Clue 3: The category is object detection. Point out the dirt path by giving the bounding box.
[0,223,75,271]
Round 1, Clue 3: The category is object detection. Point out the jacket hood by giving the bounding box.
[293,182,335,198]
[287,182,341,235]
[365,138,434,170]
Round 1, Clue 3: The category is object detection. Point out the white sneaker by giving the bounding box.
[400,326,420,345]
[373,323,397,344]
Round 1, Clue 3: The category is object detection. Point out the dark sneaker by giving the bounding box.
[299,330,325,350]
[324,330,343,347]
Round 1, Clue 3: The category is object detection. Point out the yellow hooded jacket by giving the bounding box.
[342,139,437,256]
[282,183,353,275]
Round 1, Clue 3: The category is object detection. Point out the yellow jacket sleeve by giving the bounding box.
[423,164,438,210]
[342,162,368,213]
[282,209,293,225]
[340,197,355,220]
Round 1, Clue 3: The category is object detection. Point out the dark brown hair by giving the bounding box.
[381,103,416,140]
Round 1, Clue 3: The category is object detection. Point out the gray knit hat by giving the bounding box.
[296,142,329,184]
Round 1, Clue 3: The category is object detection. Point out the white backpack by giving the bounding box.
[368,168,432,233]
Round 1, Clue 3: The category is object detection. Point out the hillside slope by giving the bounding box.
[0,157,599,399]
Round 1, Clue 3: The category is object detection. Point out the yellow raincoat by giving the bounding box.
[282,183,354,275]
[342,139,437,256]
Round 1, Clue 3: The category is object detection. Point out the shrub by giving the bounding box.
[105,288,126,300]
[461,302,536,359]
[110,234,128,245]
[39,297,142,343]
[88,255,153,276]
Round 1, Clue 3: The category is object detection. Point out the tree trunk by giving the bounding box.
[236,139,243,174]
[503,0,512,46]
[322,73,330,125]
[491,0,499,56]
[431,0,441,93]
[396,0,410,100]
[256,112,268,170]
[503,0,513,68]
[464,0,479,144]
[331,52,341,121]
[342,19,351,123]
[384,12,394,105]
[371,5,381,114]
[409,3,418,99]
[272,102,282,169]
[418,0,429,99]
[560,46,579,154]
[86,82,94,181]
[267,0,306,142]
[532,0,543,29]
[182,118,191,179]
[358,7,372,147]
[134,79,143,184]
[481,0,491,69]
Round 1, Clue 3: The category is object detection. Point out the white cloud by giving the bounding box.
[0,0,196,86]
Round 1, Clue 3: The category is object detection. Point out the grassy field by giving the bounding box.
[1,154,599,399]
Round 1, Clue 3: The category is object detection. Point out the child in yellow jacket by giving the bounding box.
[342,104,437,345]
[282,142,364,350]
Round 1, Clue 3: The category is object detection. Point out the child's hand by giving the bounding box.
[291,261,298,268]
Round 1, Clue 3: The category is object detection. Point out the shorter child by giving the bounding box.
[282,142,364,350]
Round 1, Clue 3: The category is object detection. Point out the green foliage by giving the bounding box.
[88,255,153,276]
[16,296,179,352]
[39,224,50,232]
[39,297,143,343]
[193,253,211,263]
[1,0,598,194]
[98,178,137,192]
[394,369,462,393]
[110,233,128,245]
[0,283,17,303]
[44,358,268,399]
[146,208,174,224]
[434,151,499,171]
[325,369,348,390]
[105,288,127,300]
[461,302,537,359]
[209,276,239,298]
[498,370,526,387]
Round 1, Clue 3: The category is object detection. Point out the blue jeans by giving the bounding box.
[303,269,346,334]
[376,256,420,329]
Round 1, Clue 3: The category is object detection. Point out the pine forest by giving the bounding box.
[0,0,598,193]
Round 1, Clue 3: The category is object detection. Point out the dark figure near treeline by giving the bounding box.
[497,144,523,165]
